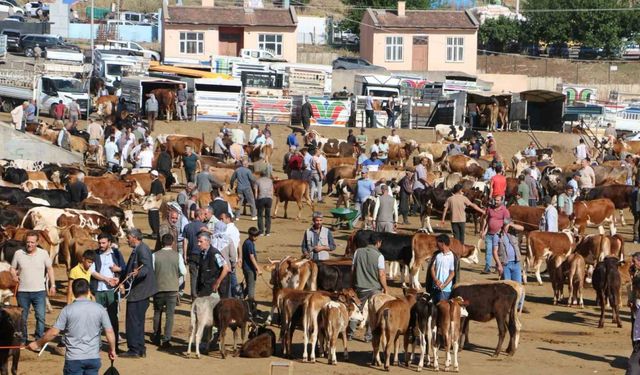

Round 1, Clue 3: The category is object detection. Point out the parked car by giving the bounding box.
[623,43,640,59]
[23,1,47,17]
[106,20,136,27]
[332,57,384,70]
[96,39,160,61]
[119,11,144,24]
[548,43,570,58]
[520,44,540,56]
[0,0,23,15]
[341,31,359,44]
[19,34,80,57]
[578,46,603,60]
[5,14,24,22]
[2,29,20,51]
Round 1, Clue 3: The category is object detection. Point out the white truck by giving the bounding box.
[0,35,7,64]
[353,74,402,128]
[95,40,160,61]
[93,49,149,89]
[193,77,242,122]
[119,76,182,113]
[0,62,90,117]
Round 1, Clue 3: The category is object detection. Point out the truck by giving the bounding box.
[0,62,90,117]
[93,49,149,89]
[0,35,7,64]
[193,77,242,122]
[239,48,286,62]
[353,74,402,128]
[95,40,161,61]
[119,76,182,114]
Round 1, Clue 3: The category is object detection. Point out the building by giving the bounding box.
[360,1,479,74]
[162,0,298,63]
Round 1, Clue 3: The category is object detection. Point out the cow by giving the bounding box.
[0,209,19,227]
[406,293,435,371]
[387,141,417,166]
[318,299,363,365]
[313,259,353,293]
[58,225,98,270]
[334,178,356,208]
[186,295,221,358]
[276,288,329,358]
[324,165,356,196]
[326,157,357,171]
[451,281,521,357]
[165,135,204,165]
[0,187,27,205]
[82,176,145,205]
[321,138,356,157]
[434,124,482,143]
[409,233,479,289]
[2,168,27,185]
[213,298,250,359]
[414,187,451,233]
[443,154,484,179]
[121,173,166,196]
[245,144,273,163]
[418,143,448,164]
[507,205,571,232]
[372,289,419,370]
[22,207,119,237]
[525,230,575,285]
[546,253,586,307]
[581,185,632,226]
[346,230,415,284]
[20,189,71,208]
[151,88,177,121]
[592,257,623,328]
[264,257,318,325]
[433,297,469,372]
[236,325,276,358]
[70,202,134,234]
[573,198,616,235]
[272,179,314,220]
[0,306,22,375]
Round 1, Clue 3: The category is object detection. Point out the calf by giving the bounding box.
[433,297,468,372]
[213,298,250,359]
[547,253,586,307]
[414,187,450,233]
[573,198,616,235]
[264,257,317,325]
[574,234,612,283]
[314,259,353,293]
[582,185,632,226]
[186,295,221,358]
[0,306,22,375]
[276,288,329,358]
[592,257,623,328]
[525,230,575,285]
[507,205,571,232]
[319,299,364,365]
[272,179,315,220]
[451,281,521,357]
[372,290,419,371]
[236,325,276,358]
[406,293,435,371]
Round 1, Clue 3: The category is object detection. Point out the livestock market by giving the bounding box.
[2,1,640,374]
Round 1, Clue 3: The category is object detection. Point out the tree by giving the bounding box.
[478,16,522,52]
[340,0,434,34]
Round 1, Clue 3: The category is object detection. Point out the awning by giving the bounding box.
[519,90,565,103]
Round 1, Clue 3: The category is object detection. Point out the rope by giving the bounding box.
[259,273,273,290]
[0,345,25,350]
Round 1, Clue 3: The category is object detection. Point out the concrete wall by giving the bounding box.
[297,50,338,65]
[0,123,83,164]
[296,16,327,45]
[244,26,297,63]
[164,25,218,61]
[477,73,528,93]
[49,1,70,38]
[68,23,158,42]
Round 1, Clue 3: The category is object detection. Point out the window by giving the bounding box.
[385,36,403,62]
[258,34,283,56]
[446,37,464,62]
[180,32,204,54]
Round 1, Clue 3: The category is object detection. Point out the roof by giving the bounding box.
[520,90,565,103]
[364,8,478,30]
[165,6,297,27]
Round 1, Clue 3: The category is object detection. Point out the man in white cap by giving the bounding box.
[486,133,497,157]
[148,170,165,236]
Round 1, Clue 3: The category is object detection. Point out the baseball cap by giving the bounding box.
[150,170,159,177]
[487,133,494,138]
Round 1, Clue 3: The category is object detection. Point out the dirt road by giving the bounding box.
[6,117,631,374]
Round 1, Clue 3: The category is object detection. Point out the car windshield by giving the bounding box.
[107,64,125,75]
[52,79,83,93]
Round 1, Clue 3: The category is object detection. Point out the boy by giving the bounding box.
[428,234,456,304]
[67,250,96,304]
[242,227,262,317]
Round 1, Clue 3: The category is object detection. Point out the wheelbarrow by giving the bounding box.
[329,207,359,230]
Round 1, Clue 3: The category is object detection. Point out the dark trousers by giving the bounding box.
[399,190,411,222]
[159,170,174,190]
[148,209,160,235]
[256,197,272,234]
[451,222,465,245]
[95,290,119,346]
[188,257,200,299]
[302,117,311,132]
[126,298,150,355]
[365,109,375,128]
[185,169,196,184]
[411,188,425,215]
[634,213,640,241]
[627,340,640,375]
[153,291,178,344]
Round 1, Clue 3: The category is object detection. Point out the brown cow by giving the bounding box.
[213,298,250,359]
[592,256,623,328]
[59,225,98,270]
[151,88,176,121]
[582,185,633,226]
[507,205,571,232]
[526,230,575,285]
[322,139,357,158]
[318,298,363,365]
[574,198,616,235]
[82,176,145,205]
[121,173,166,196]
[387,141,417,166]
[324,165,356,196]
[272,179,314,219]
[264,257,318,325]
[547,253,586,307]
[0,305,22,375]
[165,135,204,165]
[372,289,418,370]
[443,155,484,178]
[433,297,469,372]
[196,191,240,211]
[418,143,449,163]
[326,157,357,171]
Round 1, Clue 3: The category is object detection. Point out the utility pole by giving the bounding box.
[87,0,94,117]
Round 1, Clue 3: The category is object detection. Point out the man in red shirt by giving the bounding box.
[54,100,66,121]
[482,195,510,274]
[489,165,507,198]
[288,150,304,180]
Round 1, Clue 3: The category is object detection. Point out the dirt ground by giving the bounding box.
[4,116,634,374]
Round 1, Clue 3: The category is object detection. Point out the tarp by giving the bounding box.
[244,96,292,125]
[518,90,565,131]
[519,90,565,103]
[309,97,350,127]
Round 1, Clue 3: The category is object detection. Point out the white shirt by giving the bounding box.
[249,128,259,143]
[56,128,67,147]
[120,140,134,166]
[319,154,327,174]
[575,144,588,160]
[370,144,380,155]
[231,128,246,145]
[137,149,154,168]
[378,143,389,158]
[388,134,401,144]
[90,249,116,292]
[529,167,540,181]
[105,141,118,164]
[434,251,455,292]
[254,135,266,146]
[225,222,240,252]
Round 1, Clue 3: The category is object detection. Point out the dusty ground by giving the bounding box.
[3,116,634,374]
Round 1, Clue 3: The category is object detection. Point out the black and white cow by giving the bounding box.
[434,124,484,144]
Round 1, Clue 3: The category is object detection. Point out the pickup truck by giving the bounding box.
[96,40,160,61]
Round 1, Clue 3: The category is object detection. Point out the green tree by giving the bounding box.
[340,0,434,34]
[478,16,522,52]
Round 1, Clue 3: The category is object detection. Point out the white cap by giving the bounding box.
[150,170,159,177]
[487,133,494,138]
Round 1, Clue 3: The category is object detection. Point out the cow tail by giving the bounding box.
[309,261,318,291]
[510,285,522,350]
[616,234,625,260]
[345,231,356,257]
[525,234,534,274]
[305,181,315,212]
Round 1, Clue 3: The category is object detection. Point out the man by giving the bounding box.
[136,143,154,169]
[413,157,430,200]
[25,99,37,125]
[579,158,596,191]
[356,128,368,149]
[373,184,398,233]
[365,92,374,128]
[489,165,507,198]
[120,229,157,358]
[11,101,27,131]
[355,169,375,216]
[378,137,390,163]
[627,252,640,373]
[482,195,510,274]
[196,232,230,297]
[213,132,228,159]
[310,148,323,203]
[67,172,88,203]
[349,232,387,342]
[492,218,526,310]
[427,234,457,304]
[441,184,485,245]
[196,164,222,195]
[286,128,299,148]
[575,138,590,162]
[301,97,313,133]
[301,211,336,261]
[486,133,497,156]
[210,189,234,220]
[370,138,380,156]
[10,231,56,343]
[467,102,478,128]
[68,98,81,128]
[447,140,463,157]
[388,128,401,145]
[148,170,165,237]
[542,195,558,232]
[624,154,635,186]
[57,121,72,151]
[177,182,196,216]
[288,149,304,180]
[86,119,103,147]
[283,145,296,178]
[399,169,413,225]
[230,123,246,145]
[145,93,158,131]
[183,146,200,184]
[105,135,119,172]
[633,181,640,244]
[156,144,174,189]
[362,152,384,172]
[230,159,257,220]
[604,122,617,143]
[27,279,116,373]
[183,209,206,300]
[255,171,273,236]
[347,129,356,145]
[152,233,185,348]
[90,233,126,350]
[220,213,240,260]
[524,169,539,207]
[557,185,574,216]
[568,173,580,201]
[210,221,237,298]
[53,100,66,121]
[483,161,497,181]
[517,174,530,206]
[176,84,188,121]
[524,142,537,157]
[157,208,181,252]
